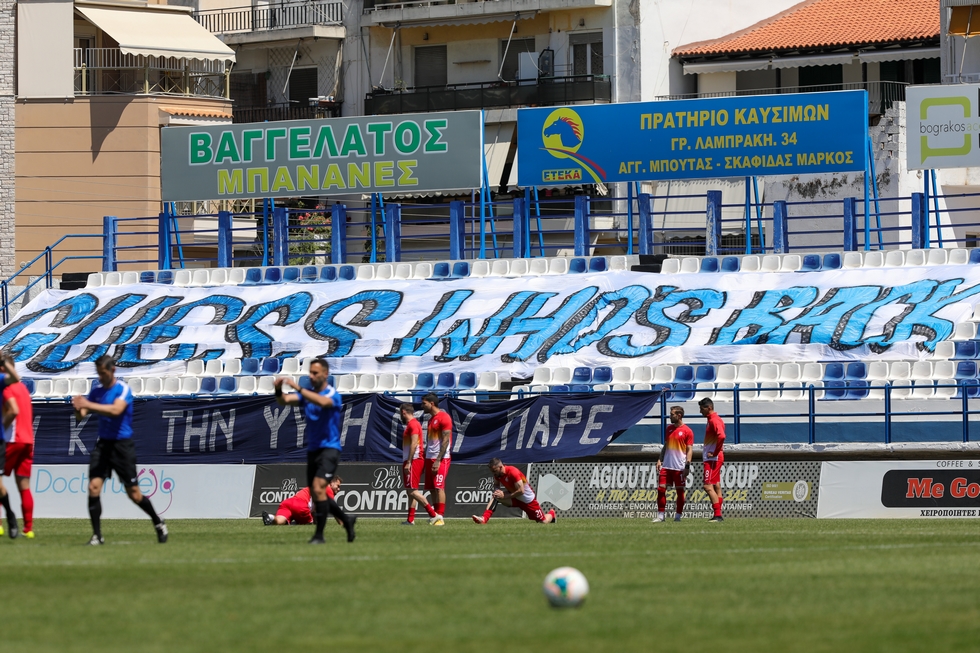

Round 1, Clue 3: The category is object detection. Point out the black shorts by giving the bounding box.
[307,447,340,489]
[0,442,5,470]
[89,439,139,488]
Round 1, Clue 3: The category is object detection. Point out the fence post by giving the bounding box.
[157,212,171,270]
[843,198,858,252]
[103,216,117,272]
[384,203,401,263]
[331,204,347,264]
[512,197,526,259]
[449,200,465,260]
[217,211,233,268]
[272,207,288,266]
[574,195,590,256]
[772,200,789,253]
[911,192,926,250]
[638,193,652,255]
[706,190,723,256]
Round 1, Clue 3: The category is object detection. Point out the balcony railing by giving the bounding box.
[194,0,343,34]
[73,48,229,98]
[656,80,908,117]
[233,102,341,123]
[364,75,611,115]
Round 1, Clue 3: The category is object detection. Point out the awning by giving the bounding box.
[75,4,236,62]
[949,5,980,36]
[769,52,857,68]
[683,59,772,75]
[484,122,515,189]
[857,47,941,62]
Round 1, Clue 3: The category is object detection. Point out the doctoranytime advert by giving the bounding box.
[526,461,820,519]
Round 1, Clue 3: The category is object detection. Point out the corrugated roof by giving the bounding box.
[673,0,940,57]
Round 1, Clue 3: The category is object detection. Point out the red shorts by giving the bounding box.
[403,458,424,489]
[703,459,723,485]
[4,443,33,478]
[276,494,314,525]
[513,498,547,522]
[424,458,450,490]
[658,467,687,490]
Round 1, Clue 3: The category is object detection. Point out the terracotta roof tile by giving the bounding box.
[163,107,233,119]
[673,0,939,57]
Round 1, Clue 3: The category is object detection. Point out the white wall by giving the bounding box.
[698,71,735,94]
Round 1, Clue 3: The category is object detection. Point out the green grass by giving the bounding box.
[1,518,978,652]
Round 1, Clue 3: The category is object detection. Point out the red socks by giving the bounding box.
[713,500,722,517]
[676,490,685,515]
[482,509,493,522]
[424,503,437,518]
[21,488,33,532]
[436,503,445,516]
[656,487,667,513]
[407,505,416,523]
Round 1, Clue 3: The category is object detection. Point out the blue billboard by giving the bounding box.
[516,90,869,185]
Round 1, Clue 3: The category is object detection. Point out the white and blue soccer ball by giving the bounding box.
[543,567,589,607]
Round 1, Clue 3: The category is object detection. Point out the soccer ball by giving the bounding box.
[542,567,589,607]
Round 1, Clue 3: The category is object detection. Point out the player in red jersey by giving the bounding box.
[472,458,556,524]
[654,406,694,523]
[699,397,726,522]
[0,355,32,539]
[421,393,451,520]
[263,477,342,526]
[399,403,443,526]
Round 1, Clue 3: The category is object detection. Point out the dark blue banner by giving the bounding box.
[33,392,660,465]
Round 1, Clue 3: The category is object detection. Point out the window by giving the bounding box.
[967,233,979,249]
[569,32,603,76]
[415,45,447,88]
[289,68,317,105]
[799,65,842,87]
[500,38,536,81]
[231,72,267,108]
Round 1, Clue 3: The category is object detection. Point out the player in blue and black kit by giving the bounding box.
[72,355,167,546]
[274,357,356,544]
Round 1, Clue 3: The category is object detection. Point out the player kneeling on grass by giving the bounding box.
[264,477,343,526]
[472,458,556,524]
[654,405,694,523]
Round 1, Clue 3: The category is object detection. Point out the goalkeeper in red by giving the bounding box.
[472,458,556,524]
[653,405,693,523]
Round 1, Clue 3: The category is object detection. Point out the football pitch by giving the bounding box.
[0,518,977,652]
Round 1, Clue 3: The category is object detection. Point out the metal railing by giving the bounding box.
[656,80,908,116]
[194,0,343,34]
[73,48,229,98]
[233,102,341,124]
[364,75,611,115]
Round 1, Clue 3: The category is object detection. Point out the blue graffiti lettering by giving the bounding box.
[861,279,980,352]
[766,286,884,347]
[710,287,818,345]
[226,292,312,359]
[502,288,600,363]
[305,291,402,357]
[380,290,473,362]
[0,295,99,362]
[627,287,726,353]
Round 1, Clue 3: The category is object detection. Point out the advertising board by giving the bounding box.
[907,83,980,170]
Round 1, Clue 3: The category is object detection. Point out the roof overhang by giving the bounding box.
[683,46,940,74]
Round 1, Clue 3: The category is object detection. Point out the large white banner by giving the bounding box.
[4,266,980,378]
[818,460,980,518]
[3,464,256,519]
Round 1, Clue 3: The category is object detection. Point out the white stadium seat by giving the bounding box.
[660,258,680,274]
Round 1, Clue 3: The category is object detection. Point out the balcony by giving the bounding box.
[73,48,229,98]
[233,101,341,123]
[364,75,611,115]
[656,80,908,118]
[194,1,344,43]
[362,0,611,27]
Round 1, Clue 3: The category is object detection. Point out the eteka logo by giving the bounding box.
[540,108,606,184]
[920,95,972,163]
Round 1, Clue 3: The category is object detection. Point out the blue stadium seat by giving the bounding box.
[156,270,174,285]
[721,257,740,272]
[593,366,613,384]
[589,257,607,272]
[957,379,980,398]
[140,271,156,283]
[451,261,470,278]
[457,372,477,389]
[218,376,238,393]
[700,257,719,273]
[435,372,456,390]
[695,365,717,383]
[955,361,978,379]
[261,358,281,375]
[241,358,260,375]
[264,268,282,284]
[415,372,435,390]
[550,384,570,392]
[432,262,451,279]
[320,266,338,282]
[301,266,318,282]
[821,380,847,400]
[199,377,217,394]
[801,254,822,272]
[570,384,592,393]
[283,267,300,283]
[339,265,355,281]
[954,341,979,360]
[845,362,867,380]
[845,380,869,400]
[572,367,592,384]
[970,249,980,264]
[569,258,588,274]
[668,383,696,402]
[823,363,845,381]
[823,253,842,270]
[22,378,35,395]
[241,268,262,285]
[673,365,695,383]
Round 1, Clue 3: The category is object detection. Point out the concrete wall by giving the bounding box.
[0,0,14,278]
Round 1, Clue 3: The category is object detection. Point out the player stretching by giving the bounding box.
[0,355,35,538]
[472,458,556,524]
[699,397,726,522]
[274,358,356,544]
[72,355,167,545]
[263,477,342,526]
[398,403,443,525]
[653,406,693,523]
[421,393,451,522]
